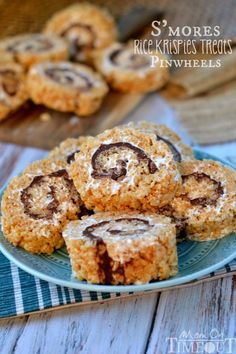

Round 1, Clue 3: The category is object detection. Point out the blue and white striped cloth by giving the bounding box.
[1,250,236,318]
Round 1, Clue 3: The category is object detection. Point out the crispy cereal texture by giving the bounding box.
[0,62,28,121]
[63,212,178,285]
[93,41,169,93]
[121,121,194,163]
[44,3,117,63]
[69,126,181,211]
[0,34,68,69]
[1,159,82,254]
[168,160,236,241]
[27,62,109,116]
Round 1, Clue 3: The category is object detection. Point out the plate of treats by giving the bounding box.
[0,122,236,293]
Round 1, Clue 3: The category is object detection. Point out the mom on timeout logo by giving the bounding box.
[134,19,233,68]
[166,329,236,353]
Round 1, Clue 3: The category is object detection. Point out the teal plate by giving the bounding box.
[0,150,236,293]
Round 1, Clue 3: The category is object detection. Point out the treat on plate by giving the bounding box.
[27,61,109,116]
[0,33,68,69]
[0,62,28,121]
[63,212,178,285]
[44,3,117,62]
[1,159,82,254]
[93,41,169,92]
[48,136,93,166]
[169,160,236,241]
[69,126,181,212]
[121,121,194,162]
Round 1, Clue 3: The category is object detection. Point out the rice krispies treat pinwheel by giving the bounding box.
[0,34,68,69]
[27,62,109,116]
[1,159,82,254]
[121,121,194,163]
[0,63,28,121]
[69,126,181,212]
[48,136,93,166]
[167,160,236,241]
[93,42,169,93]
[63,212,178,285]
[44,3,117,63]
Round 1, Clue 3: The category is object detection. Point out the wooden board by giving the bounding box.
[0,92,144,150]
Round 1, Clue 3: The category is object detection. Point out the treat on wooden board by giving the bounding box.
[0,62,28,121]
[167,160,236,241]
[0,33,68,69]
[27,61,109,116]
[63,212,178,285]
[1,159,82,254]
[44,3,117,63]
[93,41,169,93]
[69,125,181,212]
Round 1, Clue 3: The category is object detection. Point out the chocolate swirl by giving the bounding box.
[66,149,80,164]
[91,142,158,181]
[83,217,152,284]
[7,36,53,53]
[182,172,224,207]
[61,23,95,59]
[110,48,150,69]
[21,169,80,220]
[156,135,181,162]
[0,69,19,96]
[83,218,150,240]
[45,67,92,91]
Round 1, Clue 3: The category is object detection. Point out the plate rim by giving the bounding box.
[0,148,236,293]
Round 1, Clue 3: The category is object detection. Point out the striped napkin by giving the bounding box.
[1,250,236,318]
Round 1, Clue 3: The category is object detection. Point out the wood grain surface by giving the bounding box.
[0,93,144,150]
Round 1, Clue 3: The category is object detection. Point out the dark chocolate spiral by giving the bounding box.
[83,218,150,240]
[182,172,224,207]
[66,149,80,164]
[0,69,19,96]
[91,142,158,181]
[7,36,53,53]
[45,67,92,91]
[21,169,80,220]
[156,135,181,162]
[61,23,95,59]
[110,47,150,69]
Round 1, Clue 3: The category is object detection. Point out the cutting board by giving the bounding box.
[0,93,144,150]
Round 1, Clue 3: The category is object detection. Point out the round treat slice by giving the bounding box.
[93,41,169,93]
[1,159,82,254]
[48,136,93,166]
[122,121,194,163]
[170,160,236,241]
[0,33,68,69]
[27,62,109,116]
[44,3,117,62]
[0,63,28,121]
[69,126,181,211]
[63,212,178,285]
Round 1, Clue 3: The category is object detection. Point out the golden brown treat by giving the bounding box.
[93,41,169,93]
[0,34,68,69]
[0,62,28,121]
[168,160,236,241]
[44,3,117,63]
[69,126,181,212]
[1,159,82,254]
[122,121,194,163]
[48,137,93,166]
[63,212,178,285]
[27,61,109,116]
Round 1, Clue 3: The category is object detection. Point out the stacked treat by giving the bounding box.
[0,2,168,121]
[2,122,236,285]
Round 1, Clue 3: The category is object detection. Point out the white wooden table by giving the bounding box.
[0,95,236,354]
